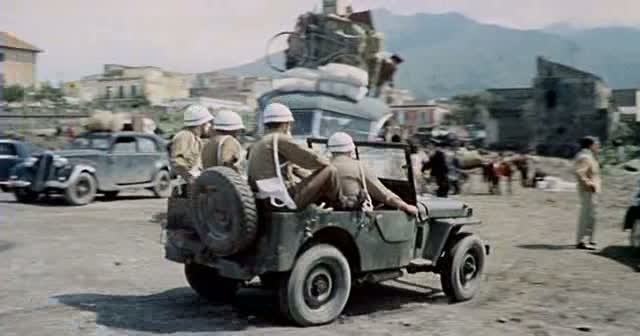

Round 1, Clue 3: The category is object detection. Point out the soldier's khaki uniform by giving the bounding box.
[247,131,339,209]
[331,155,403,209]
[574,149,602,245]
[170,129,203,183]
[202,135,244,172]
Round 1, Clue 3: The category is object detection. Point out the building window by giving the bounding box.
[118,86,124,98]
[131,85,138,97]
[545,90,557,109]
[0,52,4,62]
[106,86,112,99]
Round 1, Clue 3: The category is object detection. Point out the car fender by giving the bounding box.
[423,217,482,266]
[66,164,97,184]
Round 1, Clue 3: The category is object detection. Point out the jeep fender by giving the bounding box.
[423,217,482,266]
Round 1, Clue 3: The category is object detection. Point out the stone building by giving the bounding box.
[190,71,272,110]
[0,32,42,87]
[613,89,640,123]
[64,64,193,106]
[486,57,617,157]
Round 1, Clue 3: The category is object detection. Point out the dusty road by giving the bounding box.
[1,175,639,336]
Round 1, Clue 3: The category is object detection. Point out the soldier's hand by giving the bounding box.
[403,204,418,216]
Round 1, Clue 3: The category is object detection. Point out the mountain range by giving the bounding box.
[223,9,640,100]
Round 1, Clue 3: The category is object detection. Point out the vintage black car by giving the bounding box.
[0,139,42,192]
[165,138,489,326]
[7,131,172,205]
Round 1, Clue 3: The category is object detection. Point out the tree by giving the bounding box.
[1,85,25,102]
[34,82,63,101]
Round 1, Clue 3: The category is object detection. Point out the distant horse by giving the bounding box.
[482,160,514,194]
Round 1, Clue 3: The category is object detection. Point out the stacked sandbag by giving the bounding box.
[272,63,370,102]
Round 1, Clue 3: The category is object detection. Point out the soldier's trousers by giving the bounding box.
[576,188,598,244]
[291,165,340,209]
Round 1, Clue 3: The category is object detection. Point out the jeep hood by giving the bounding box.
[417,195,471,218]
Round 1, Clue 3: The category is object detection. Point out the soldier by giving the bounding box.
[202,110,245,173]
[170,104,213,189]
[574,136,602,250]
[247,103,339,210]
[327,132,418,215]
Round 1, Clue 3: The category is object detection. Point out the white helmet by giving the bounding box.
[183,104,213,127]
[214,110,245,131]
[263,103,294,124]
[328,132,355,153]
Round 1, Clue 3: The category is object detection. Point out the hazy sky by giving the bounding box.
[2,0,640,82]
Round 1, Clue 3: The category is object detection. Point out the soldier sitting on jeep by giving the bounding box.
[328,132,417,215]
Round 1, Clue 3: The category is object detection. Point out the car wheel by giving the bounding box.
[184,263,239,302]
[64,172,97,206]
[14,187,38,203]
[440,234,486,302]
[278,244,351,326]
[103,191,120,200]
[152,170,172,198]
[631,219,640,249]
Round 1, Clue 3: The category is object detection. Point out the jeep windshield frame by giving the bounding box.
[307,137,417,205]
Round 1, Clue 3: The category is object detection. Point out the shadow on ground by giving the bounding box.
[0,194,158,207]
[0,240,16,253]
[517,244,577,251]
[593,245,640,272]
[54,281,447,333]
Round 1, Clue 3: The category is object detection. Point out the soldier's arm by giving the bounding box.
[171,133,197,178]
[220,139,242,172]
[278,136,329,170]
[363,165,414,212]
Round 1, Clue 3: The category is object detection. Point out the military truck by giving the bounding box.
[164,138,489,326]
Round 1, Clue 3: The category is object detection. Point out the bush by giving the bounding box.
[1,85,25,102]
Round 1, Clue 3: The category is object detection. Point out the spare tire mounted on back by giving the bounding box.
[190,167,258,256]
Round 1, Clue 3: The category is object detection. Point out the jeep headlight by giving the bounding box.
[23,157,38,167]
[53,156,69,168]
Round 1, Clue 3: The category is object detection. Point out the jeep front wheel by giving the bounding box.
[184,263,239,302]
[64,172,97,206]
[278,244,351,326]
[440,234,486,302]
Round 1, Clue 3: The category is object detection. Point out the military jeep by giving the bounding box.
[164,138,489,326]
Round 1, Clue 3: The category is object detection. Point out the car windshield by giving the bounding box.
[0,143,17,156]
[68,136,111,150]
[309,142,409,181]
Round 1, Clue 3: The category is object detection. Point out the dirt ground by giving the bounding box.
[1,171,639,336]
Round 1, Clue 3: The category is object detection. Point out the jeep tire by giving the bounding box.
[440,234,486,302]
[190,167,257,256]
[151,169,172,198]
[184,263,239,302]
[278,244,352,326]
[64,172,97,206]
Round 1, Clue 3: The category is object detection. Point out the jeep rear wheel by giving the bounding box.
[64,172,97,206]
[278,244,351,326]
[440,234,485,302]
[184,263,240,302]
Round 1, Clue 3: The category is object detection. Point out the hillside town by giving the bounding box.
[1,1,640,335]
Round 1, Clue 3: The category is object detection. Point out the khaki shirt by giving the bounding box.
[574,149,601,193]
[247,132,329,190]
[202,135,243,172]
[171,129,203,179]
[331,155,400,204]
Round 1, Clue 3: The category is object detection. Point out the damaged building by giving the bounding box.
[486,57,617,158]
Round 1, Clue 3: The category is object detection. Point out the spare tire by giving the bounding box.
[190,167,258,256]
